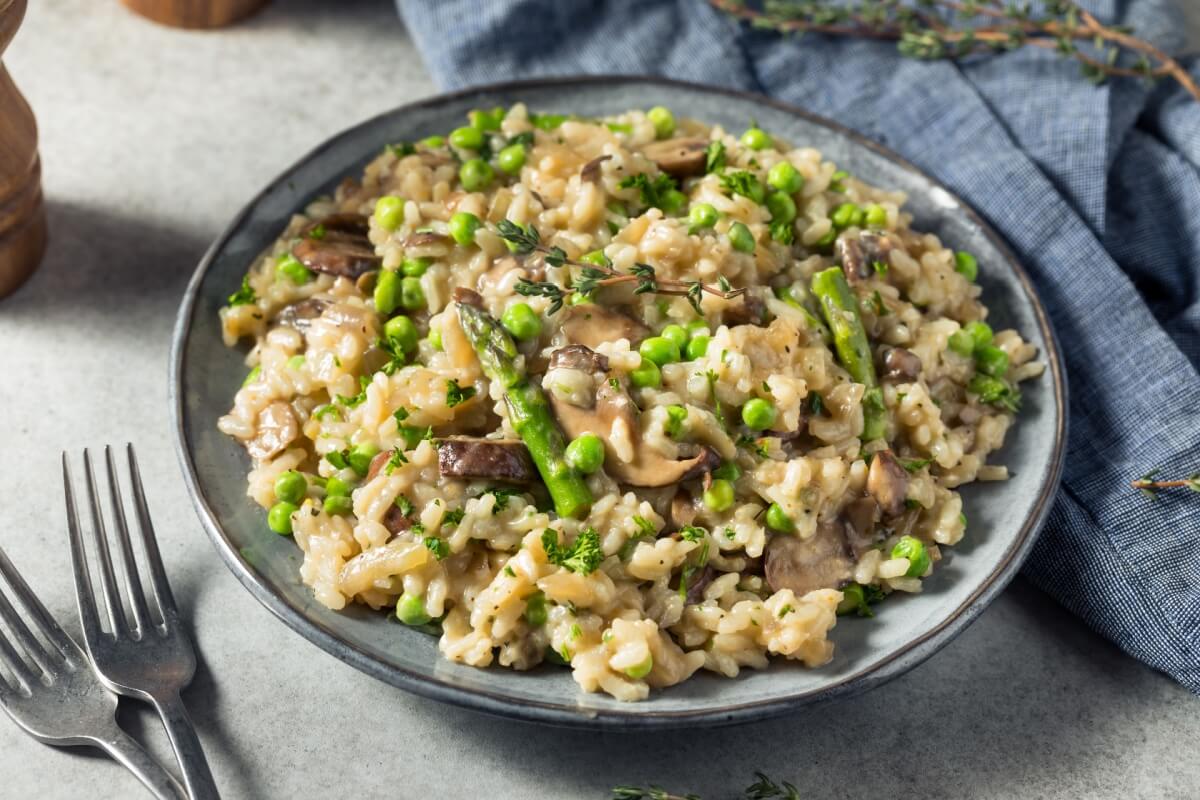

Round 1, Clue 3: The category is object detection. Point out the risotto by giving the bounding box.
[217,104,1041,701]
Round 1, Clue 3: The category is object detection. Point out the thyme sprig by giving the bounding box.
[497,220,746,314]
[613,772,800,800]
[1131,469,1200,499]
[711,0,1200,103]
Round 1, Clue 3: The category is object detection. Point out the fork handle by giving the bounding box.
[97,726,188,800]
[149,691,220,800]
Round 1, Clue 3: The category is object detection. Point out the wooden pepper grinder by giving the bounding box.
[0,0,46,299]
[120,0,269,29]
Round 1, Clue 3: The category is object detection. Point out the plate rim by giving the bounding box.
[169,74,1067,729]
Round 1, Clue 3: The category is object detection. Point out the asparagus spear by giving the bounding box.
[811,267,887,441]
[455,290,593,519]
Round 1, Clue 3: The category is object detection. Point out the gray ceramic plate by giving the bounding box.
[171,76,1066,729]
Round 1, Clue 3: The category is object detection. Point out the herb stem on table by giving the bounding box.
[710,0,1200,103]
[612,771,801,799]
[1131,470,1200,498]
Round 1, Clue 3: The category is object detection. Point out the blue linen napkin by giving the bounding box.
[396,0,1200,692]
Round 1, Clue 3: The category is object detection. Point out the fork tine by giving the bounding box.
[0,546,77,661]
[104,445,151,633]
[0,603,36,690]
[126,444,177,619]
[0,548,70,676]
[82,449,127,635]
[64,452,105,642]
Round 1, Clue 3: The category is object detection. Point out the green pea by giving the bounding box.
[624,653,654,680]
[374,269,401,315]
[448,125,484,151]
[955,251,978,281]
[629,359,661,389]
[469,106,504,131]
[396,593,432,626]
[975,344,1009,377]
[399,276,425,311]
[765,502,794,533]
[837,583,868,615]
[496,143,526,174]
[420,135,445,148]
[459,158,495,192]
[374,195,405,231]
[401,256,430,277]
[275,254,312,285]
[346,443,379,477]
[660,324,689,351]
[947,329,975,357]
[968,374,1011,405]
[703,479,735,512]
[688,203,719,233]
[713,461,741,481]
[580,249,611,267]
[831,202,862,229]
[639,336,680,366]
[740,127,772,151]
[766,191,796,224]
[647,106,676,139]
[524,591,548,627]
[767,161,804,194]
[565,433,605,474]
[964,320,993,349]
[383,315,419,354]
[865,204,888,229]
[729,221,755,253]
[501,302,542,341]
[274,470,307,504]
[741,397,777,430]
[448,211,482,246]
[325,476,352,497]
[323,495,352,516]
[659,189,687,215]
[892,535,931,577]
[267,501,297,535]
[686,335,711,361]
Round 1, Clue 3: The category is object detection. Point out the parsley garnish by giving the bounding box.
[388,142,416,158]
[679,525,706,543]
[442,507,465,527]
[227,276,256,307]
[445,379,477,408]
[736,434,770,458]
[899,457,933,474]
[308,223,327,240]
[542,528,603,575]
[336,376,371,408]
[718,170,766,204]
[394,495,415,517]
[507,131,535,149]
[769,219,795,244]
[424,536,449,560]
[384,448,408,474]
[484,487,521,514]
[314,404,341,421]
[618,172,678,210]
[705,140,726,173]
[872,259,889,275]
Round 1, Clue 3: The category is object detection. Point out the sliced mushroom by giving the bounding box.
[881,347,922,382]
[437,437,537,483]
[273,298,330,333]
[765,520,855,596]
[404,231,450,248]
[366,450,392,482]
[548,344,609,373]
[580,155,611,183]
[723,292,767,327]
[837,232,897,284]
[559,304,650,349]
[841,496,881,556]
[382,505,412,536]
[292,213,380,279]
[545,345,720,487]
[674,564,716,605]
[668,488,698,532]
[244,402,299,460]
[454,286,485,308]
[867,450,909,518]
[641,137,709,177]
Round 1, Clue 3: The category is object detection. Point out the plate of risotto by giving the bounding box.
[171,77,1065,727]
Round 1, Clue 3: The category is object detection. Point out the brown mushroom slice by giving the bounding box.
[668,488,698,532]
[881,347,922,382]
[841,496,882,556]
[838,232,897,284]
[436,437,537,483]
[559,304,650,350]
[867,450,910,518]
[545,346,720,487]
[723,292,767,327]
[580,155,612,183]
[366,450,393,482]
[764,521,855,596]
[273,298,330,333]
[382,505,412,535]
[548,344,610,373]
[244,402,299,460]
[641,137,709,177]
[404,230,450,248]
[671,564,716,605]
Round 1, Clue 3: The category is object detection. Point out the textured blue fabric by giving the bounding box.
[396,0,1200,691]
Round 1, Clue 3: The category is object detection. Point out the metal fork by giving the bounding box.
[0,545,184,798]
[64,445,219,800]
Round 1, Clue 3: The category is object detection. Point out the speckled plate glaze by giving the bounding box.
[171,76,1066,729]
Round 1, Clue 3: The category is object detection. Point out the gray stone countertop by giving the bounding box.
[0,1,1195,798]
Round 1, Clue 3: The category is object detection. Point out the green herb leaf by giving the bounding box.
[227,276,256,307]
[445,378,477,408]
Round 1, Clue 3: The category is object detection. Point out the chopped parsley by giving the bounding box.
[899,457,933,474]
[872,259,889,275]
[336,376,371,408]
[618,172,678,210]
[542,528,603,575]
[769,219,795,245]
[723,526,738,540]
[424,536,449,560]
[507,131,536,149]
[503,564,516,577]
[705,140,726,173]
[227,276,256,307]
[314,404,341,421]
[388,142,416,158]
[736,434,770,458]
[324,450,350,470]
[308,223,327,240]
[679,525,706,543]
[377,336,409,376]
[394,495,415,517]
[829,169,849,192]
[384,448,408,474]
[445,379,477,408]
[718,170,766,204]
[777,604,794,618]
[442,507,465,527]
[868,290,889,316]
[484,487,522,514]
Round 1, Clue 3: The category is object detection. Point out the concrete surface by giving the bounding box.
[0,1,1196,798]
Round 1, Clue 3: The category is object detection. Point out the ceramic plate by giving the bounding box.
[170,76,1066,729]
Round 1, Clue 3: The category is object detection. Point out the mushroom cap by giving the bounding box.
[764,521,855,596]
